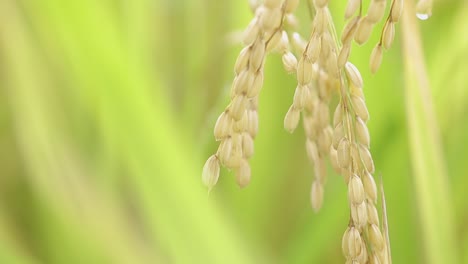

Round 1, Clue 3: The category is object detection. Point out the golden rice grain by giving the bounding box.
[351,202,368,227]
[359,144,375,173]
[285,0,300,13]
[306,34,322,63]
[243,18,260,45]
[338,44,351,69]
[264,0,283,9]
[348,227,363,258]
[247,109,259,138]
[261,7,283,30]
[337,138,351,169]
[218,137,232,166]
[363,171,378,202]
[214,111,232,141]
[276,31,290,54]
[303,115,318,139]
[367,202,380,226]
[382,21,395,50]
[320,32,332,57]
[370,44,383,74]
[345,0,361,20]
[329,146,341,173]
[355,117,370,147]
[351,95,370,122]
[367,0,387,24]
[282,52,298,73]
[202,155,220,190]
[233,70,254,95]
[391,0,403,22]
[249,40,266,71]
[333,122,345,149]
[358,242,369,263]
[266,30,283,52]
[235,158,251,188]
[369,254,380,264]
[341,16,360,44]
[314,8,327,34]
[229,95,248,121]
[311,180,324,211]
[247,71,264,98]
[342,227,351,257]
[291,32,307,54]
[345,62,364,88]
[297,57,313,85]
[317,126,333,153]
[306,139,319,162]
[242,132,255,158]
[314,157,327,183]
[333,103,343,127]
[317,101,330,127]
[284,106,300,133]
[235,47,250,74]
[368,224,385,251]
[293,85,310,110]
[355,16,374,45]
[348,175,366,204]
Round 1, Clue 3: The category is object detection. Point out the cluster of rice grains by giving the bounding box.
[203,0,405,263]
[203,0,300,190]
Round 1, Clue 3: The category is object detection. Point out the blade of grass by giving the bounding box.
[401,2,459,263]
[0,1,158,263]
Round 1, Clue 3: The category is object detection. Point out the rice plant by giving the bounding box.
[0,0,466,263]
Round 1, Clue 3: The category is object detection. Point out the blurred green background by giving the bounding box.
[0,0,466,263]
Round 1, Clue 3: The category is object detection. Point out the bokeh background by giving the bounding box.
[0,0,466,263]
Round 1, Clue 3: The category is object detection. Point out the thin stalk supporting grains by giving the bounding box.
[202,0,423,263]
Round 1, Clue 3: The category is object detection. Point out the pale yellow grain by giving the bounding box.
[391,0,403,22]
[362,171,378,202]
[285,0,300,13]
[247,71,264,98]
[202,155,221,190]
[337,138,351,169]
[355,117,370,147]
[370,44,383,74]
[214,111,232,140]
[235,46,250,74]
[348,227,362,259]
[284,105,301,133]
[355,16,374,45]
[235,159,251,188]
[345,0,361,19]
[311,180,324,212]
[367,0,387,24]
[282,52,298,73]
[242,132,254,158]
[349,175,366,204]
[382,21,395,50]
[345,62,364,88]
[341,16,360,44]
[243,18,260,45]
[368,224,385,251]
[351,95,370,122]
